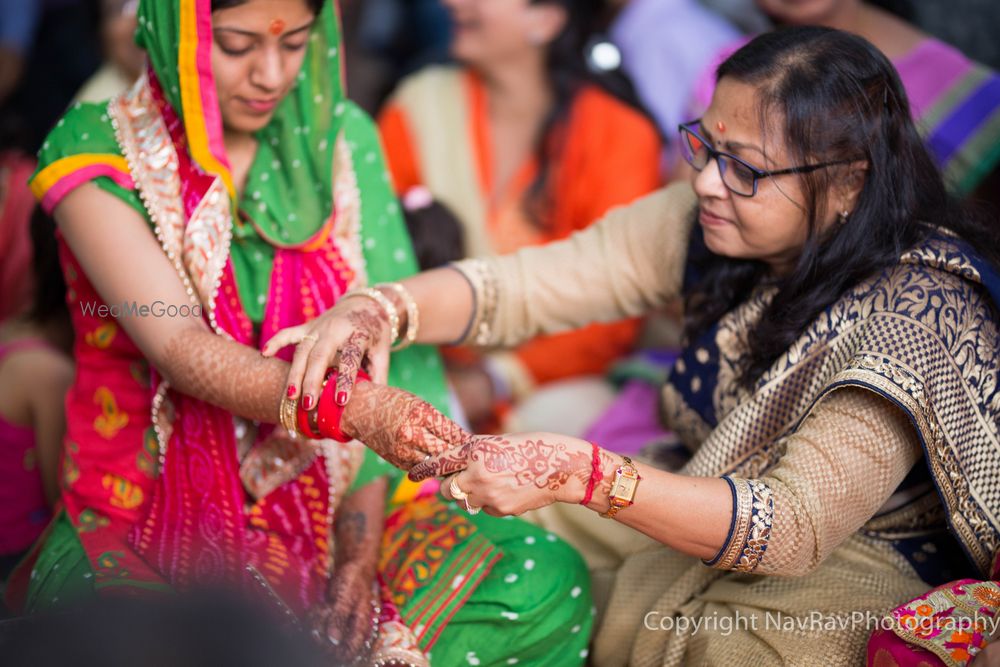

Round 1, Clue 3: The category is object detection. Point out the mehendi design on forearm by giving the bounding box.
[410,436,592,494]
[341,383,470,469]
[162,330,286,423]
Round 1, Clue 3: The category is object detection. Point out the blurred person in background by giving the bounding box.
[0,209,73,583]
[607,0,740,163]
[400,185,465,272]
[75,0,146,103]
[0,0,102,153]
[11,0,592,664]
[685,0,1000,203]
[0,150,37,323]
[378,0,664,435]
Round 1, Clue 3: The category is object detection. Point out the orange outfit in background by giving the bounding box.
[379,70,663,388]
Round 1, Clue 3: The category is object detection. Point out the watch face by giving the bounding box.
[613,474,638,499]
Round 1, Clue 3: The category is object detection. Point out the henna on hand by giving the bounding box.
[308,561,375,662]
[410,435,591,492]
[334,309,387,405]
[341,382,470,469]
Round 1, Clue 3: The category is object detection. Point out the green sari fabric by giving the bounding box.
[28,510,595,665]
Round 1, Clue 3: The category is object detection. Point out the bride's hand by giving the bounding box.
[342,382,471,469]
[408,433,598,516]
[262,293,393,412]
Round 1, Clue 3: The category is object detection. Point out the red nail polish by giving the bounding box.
[302,395,315,410]
[336,391,348,406]
[287,385,297,398]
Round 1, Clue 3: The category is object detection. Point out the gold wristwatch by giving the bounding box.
[600,456,641,519]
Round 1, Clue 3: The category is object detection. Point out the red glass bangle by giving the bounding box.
[296,406,319,439]
[580,442,604,506]
[316,368,371,443]
[296,394,320,440]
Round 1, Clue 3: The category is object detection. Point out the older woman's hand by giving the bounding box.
[262,291,399,414]
[341,382,471,469]
[408,433,594,516]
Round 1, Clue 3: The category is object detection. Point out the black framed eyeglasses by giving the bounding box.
[678,120,853,197]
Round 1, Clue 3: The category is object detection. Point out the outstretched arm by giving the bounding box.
[266,182,698,407]
[55,183,289,423]
[411,388,920,574]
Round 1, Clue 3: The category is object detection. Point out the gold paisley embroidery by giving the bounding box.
[77,508,111,533]
[93,387,128,439]
[84,321,118,349]
[62,440,80,488]
[102,473,144,510]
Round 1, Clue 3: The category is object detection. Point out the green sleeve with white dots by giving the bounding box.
[33,101,147,220]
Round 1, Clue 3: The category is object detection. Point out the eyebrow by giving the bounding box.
[213,20,314,39]
[699,122,765,157]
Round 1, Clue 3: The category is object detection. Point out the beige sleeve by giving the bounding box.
[451,182,697,348]
[705,388,921,576]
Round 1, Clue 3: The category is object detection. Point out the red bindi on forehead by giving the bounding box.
[716,121,726,134]
[269,18,286,35]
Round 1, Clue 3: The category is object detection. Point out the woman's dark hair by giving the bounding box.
[27,207,71,335]
[523,0,650,228]
[684,26,1000,387]
[211,0,325,15]
[403,199,465,271]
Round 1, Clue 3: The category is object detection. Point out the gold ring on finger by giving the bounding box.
[301,334,319,344]
[448,476,468,501]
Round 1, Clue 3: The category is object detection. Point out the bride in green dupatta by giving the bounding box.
[273,27,1000,665]
[15,0,592,664]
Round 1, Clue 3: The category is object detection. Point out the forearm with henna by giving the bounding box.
[416,435,606,503]
[162,328,287,423]
[341,382,469,468]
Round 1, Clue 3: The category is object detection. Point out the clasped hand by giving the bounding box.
[268,299,593,515]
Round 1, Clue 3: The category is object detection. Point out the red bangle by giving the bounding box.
[580,442,604,506]
[296,403,320,439]
[316,368,371,443]
[295,381,323,440]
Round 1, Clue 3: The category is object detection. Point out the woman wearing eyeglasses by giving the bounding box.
[268,27,1000,665]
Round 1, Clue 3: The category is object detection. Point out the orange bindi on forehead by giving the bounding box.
[269,18,286,35]
[716,121,726,133]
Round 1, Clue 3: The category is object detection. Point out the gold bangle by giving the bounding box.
[343,287,400,344]
[279,395,300,438]
[378,282,419,351]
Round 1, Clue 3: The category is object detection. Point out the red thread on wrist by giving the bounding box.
[580,442,604,506]
[316,368,372,443]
